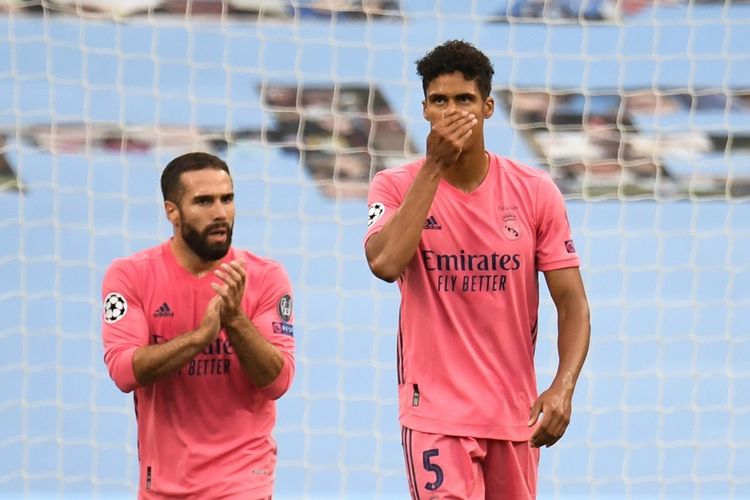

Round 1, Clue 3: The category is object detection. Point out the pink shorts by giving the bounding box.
[401,427,540,500]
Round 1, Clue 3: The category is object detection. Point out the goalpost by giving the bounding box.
[0,1,749,499]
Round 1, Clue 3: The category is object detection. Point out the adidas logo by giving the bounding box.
[154,303,174,318]
[423,215,442,230]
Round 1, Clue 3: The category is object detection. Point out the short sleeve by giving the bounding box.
[364,170,404,246]
[101,259,150,393]
[534,175,580,272]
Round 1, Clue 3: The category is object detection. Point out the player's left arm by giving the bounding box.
[528,174,591,448]
[212,260,295,399]
[529,267,590,448]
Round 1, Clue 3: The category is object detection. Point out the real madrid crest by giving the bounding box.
[502,213,521,241]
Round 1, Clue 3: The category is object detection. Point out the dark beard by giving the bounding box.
[181,221,233,261]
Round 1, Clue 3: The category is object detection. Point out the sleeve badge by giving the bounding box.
[103,292,128,323]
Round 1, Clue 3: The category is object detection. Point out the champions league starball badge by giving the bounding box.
[367,202,385,227]
[103,292,128,323]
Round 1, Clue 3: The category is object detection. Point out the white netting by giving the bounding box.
[0,1,749,499]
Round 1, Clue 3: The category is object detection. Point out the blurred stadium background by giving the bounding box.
[1,0,749,498]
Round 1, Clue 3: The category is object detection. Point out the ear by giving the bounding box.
[422,99,429,121]
[484,96,495,119]
[165,200,180,226]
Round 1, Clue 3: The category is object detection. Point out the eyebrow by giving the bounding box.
[428,92,476,100]
[191,192,234,202]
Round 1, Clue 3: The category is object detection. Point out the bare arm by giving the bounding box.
[529,267,591,448]
[131,296,222,386]
[213,261,284,388]
[365,164,440,282]
[365,110,477,282]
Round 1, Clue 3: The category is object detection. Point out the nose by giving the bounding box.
[212,200,228,220]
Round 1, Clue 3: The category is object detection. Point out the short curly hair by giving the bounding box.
[416,40,494,100]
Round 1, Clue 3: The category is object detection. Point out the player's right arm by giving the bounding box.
[365,110,476,282]
[101,260,220,393]
[130,296,221,387]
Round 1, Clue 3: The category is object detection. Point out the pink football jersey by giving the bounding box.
[365,153,579,441]
[101,241,295,499]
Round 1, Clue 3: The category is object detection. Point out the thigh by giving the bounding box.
[483,440,540,500]
[401,427,486,500]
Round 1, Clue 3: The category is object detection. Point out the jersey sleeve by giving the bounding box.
[248,261,296,400]
[534,175,581,272]
[363,170,404,246]
[101,259,149,393]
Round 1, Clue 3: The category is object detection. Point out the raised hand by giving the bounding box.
[198,295,222,343]
[426,109,478,168]
[211,260,247,324]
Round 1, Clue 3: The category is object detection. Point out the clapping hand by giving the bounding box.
[211,260,247,324]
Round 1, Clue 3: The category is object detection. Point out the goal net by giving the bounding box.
[0,1,748,499]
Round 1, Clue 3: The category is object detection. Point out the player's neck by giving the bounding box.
[169,238,221,277]
[442,148,489,194]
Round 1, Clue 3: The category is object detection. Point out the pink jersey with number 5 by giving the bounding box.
[365,153,579,441]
